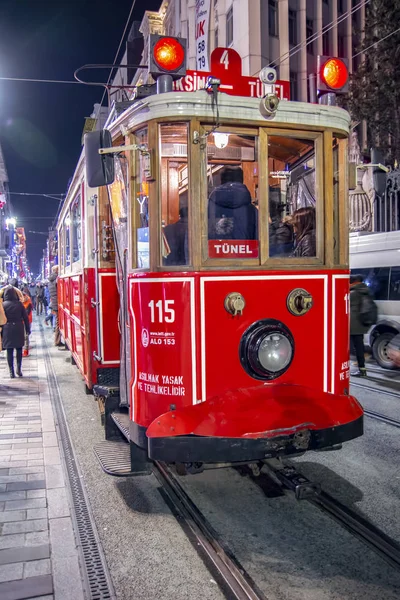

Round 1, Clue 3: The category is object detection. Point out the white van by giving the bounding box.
[350,231,400,369]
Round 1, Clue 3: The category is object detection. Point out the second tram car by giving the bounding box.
[58,41,363,475]
[57,152,120,392]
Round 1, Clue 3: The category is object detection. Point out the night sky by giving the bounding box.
[0,0,160,272]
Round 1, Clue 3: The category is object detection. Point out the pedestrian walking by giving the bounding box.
[30,283,37,310]
[0,279,24,302]
[48,265,61,346]
[1,286,31,378]
[22,287,33,356]
[36,283,45,315]
[350,274,377,377]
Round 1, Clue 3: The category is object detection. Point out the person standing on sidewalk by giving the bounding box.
[1,286,31,378]
[48,265,61,346]
[22,286,33,356]
[36,282,45,315]
[350,274,375,377]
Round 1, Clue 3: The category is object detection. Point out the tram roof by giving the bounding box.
[107,91,351,138]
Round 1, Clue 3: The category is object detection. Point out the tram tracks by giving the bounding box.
[261,460,400,572]
[153,461,267,600]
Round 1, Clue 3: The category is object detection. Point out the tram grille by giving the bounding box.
[40,324,115,600]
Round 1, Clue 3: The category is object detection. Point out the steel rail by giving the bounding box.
[265,462,400,572]
[363,409,400,429]
[153,461,267,600]
[351,380,400,399]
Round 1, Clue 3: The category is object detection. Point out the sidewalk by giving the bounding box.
[0,321,85,600]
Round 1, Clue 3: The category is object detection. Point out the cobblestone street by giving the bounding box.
[0,324,85,600]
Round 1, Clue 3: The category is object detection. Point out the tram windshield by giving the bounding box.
[160,123,189,267]
[207,132,259,260]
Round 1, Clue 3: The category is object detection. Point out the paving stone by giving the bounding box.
[0,510,26,523]
[0,534,25,550]
[25,530,49,546]
[47,488,69,520]
[23,558,51,578]
[0,468,9,475]
[0,475,26,484]
[0,574,53,599]
[49,517,77,559]
[44,465,64,489]
[52,555,84,600]
[0,462,27,469]
[15,433,42,439]
[42,433,57,448]
[7,480,45,492]
[9,467,45,476]
[43,448,60,466]
[5,498,46,511]
[27,460,44,467]
[26,490,46,499]
[27,473,45,482]
[0,484,5,492]
[27,508,48,520]
[2,519,47,535]
[0,561,23,583]
[0,491,26,501]
[0,544,50,566]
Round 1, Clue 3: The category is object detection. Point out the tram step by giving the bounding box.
[111,412,130,441]
[94,440,145,477]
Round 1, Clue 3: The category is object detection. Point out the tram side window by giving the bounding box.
[267,136,316,258]
[352,267,390,300]
[389,266,400,301]
[207,132,258,260]
[71,195,82,263]
[160,123,189,266]
[133,128,149,269]
[64,215,71,268]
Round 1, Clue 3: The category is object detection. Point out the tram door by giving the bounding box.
[108,156,131,407]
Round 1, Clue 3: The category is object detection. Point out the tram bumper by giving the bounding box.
[146,384,364,463]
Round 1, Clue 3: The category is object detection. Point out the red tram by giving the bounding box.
[58,39,363,475]
[57,152,120,392]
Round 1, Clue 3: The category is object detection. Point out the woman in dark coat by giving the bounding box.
[1,287,31,378]
[291,206,316,258]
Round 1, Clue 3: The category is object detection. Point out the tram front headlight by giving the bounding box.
[240,319,294,380]
[258,333,292,372]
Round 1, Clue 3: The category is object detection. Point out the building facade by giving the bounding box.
[0,143,13,282]
[112,0,365,103]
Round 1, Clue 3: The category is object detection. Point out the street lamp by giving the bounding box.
[5,217,16,228]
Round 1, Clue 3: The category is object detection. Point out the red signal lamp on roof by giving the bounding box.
[149,34,187,80]
[317,56,349,96]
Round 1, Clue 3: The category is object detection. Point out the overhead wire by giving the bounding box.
[99,0,137,108]
[0,76,80,85]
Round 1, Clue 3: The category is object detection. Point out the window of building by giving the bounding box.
[71,195,81,263]
[268,0,278,37]
[289,10,297,45]
[306,19,314,54]
[338,34,345,57]
[290,71,298,101]
[338,0,344,13]
[207,132,259,260]
[323,32,329,55]
[226,6,233,47]
[159,123,190,267]
[215,26,219,49]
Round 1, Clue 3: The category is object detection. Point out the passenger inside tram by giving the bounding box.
[163,194,188,266]
[208,166,257,241]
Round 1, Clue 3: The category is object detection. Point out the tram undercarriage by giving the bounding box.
[93,383,363,477]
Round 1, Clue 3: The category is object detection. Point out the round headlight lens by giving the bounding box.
[239,319,295,380]
[258,333,292,372]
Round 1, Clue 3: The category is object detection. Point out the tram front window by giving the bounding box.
[268,136,317,258]
[159,123,189,267]
[207,132,258,259]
